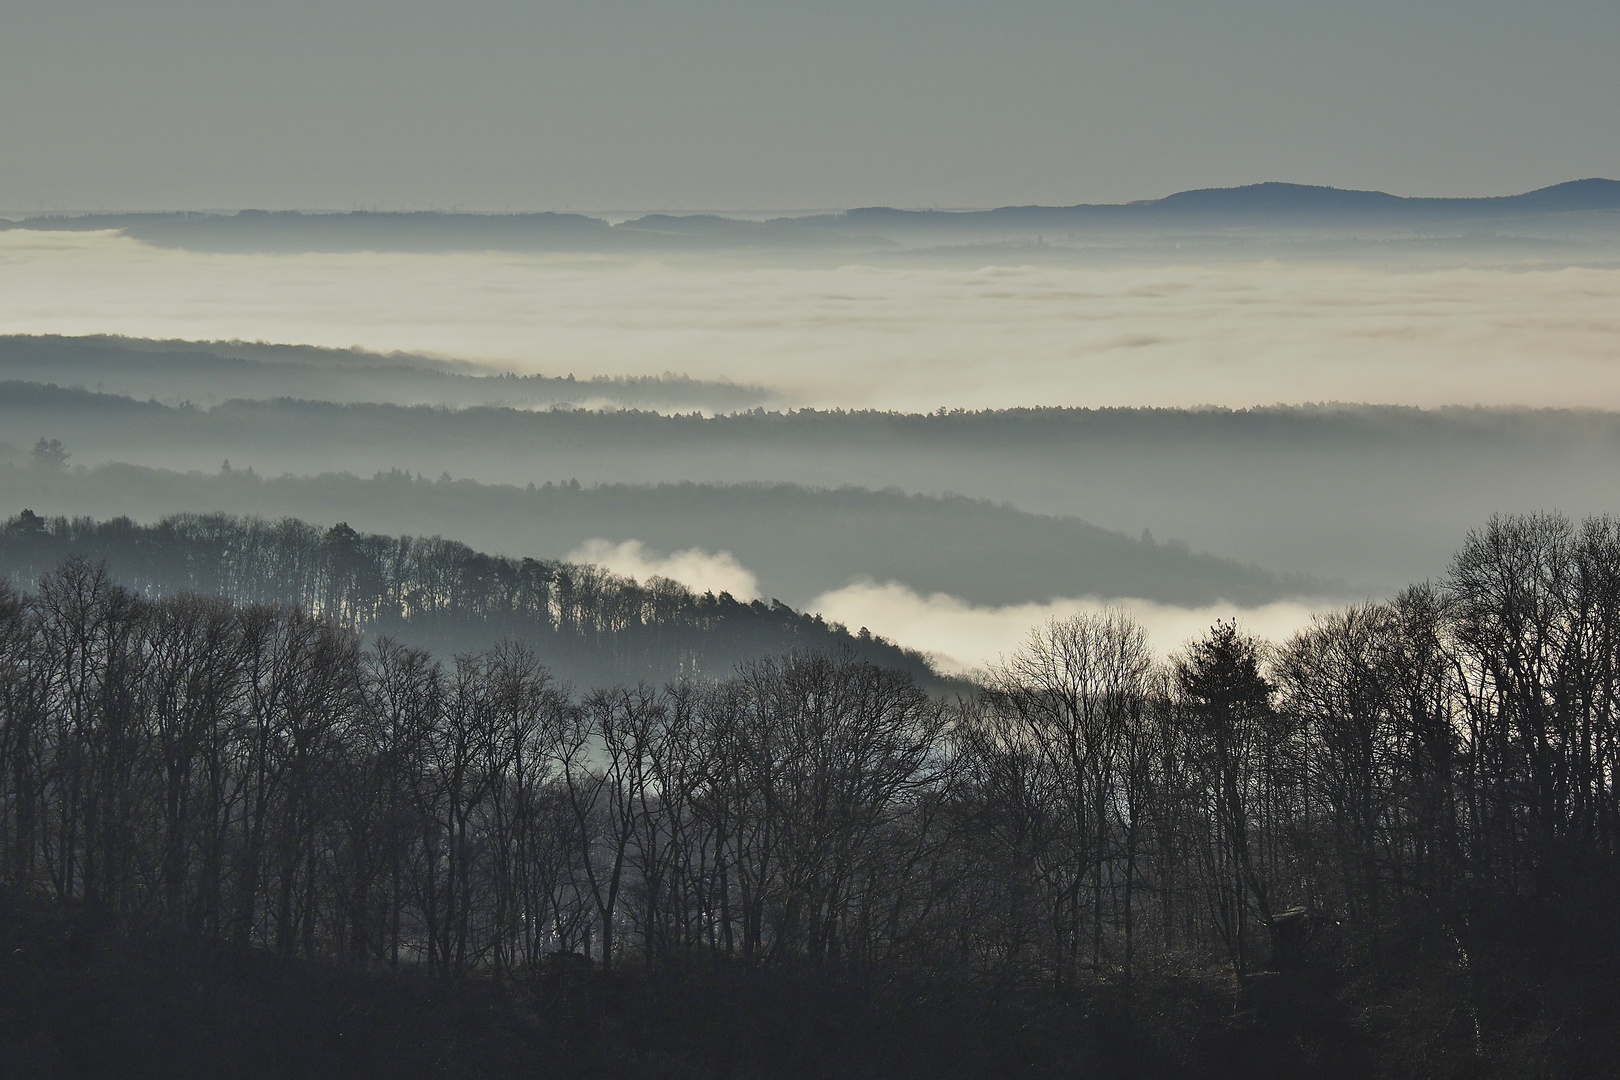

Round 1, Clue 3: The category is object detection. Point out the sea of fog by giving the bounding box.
[3,226,1614,666]
[3,229,1620,411]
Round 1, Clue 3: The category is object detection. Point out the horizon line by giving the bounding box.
[6,177,1616,223]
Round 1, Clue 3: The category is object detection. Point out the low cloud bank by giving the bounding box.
[4,231,1620,411]
[811,578,1345,675]
[564,544,1351,675]
[565,538,761,601]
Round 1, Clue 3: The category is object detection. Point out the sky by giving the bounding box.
[4,0,1619,212]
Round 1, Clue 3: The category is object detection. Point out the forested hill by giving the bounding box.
[0,511,942,690]
[13,370,1620,591]
[0,459,1308,608]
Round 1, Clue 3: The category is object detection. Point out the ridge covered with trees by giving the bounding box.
[0,512,1617,1076]
[0,463,1306,608]
[0,510,936,689]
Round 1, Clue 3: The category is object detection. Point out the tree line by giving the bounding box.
[0,512,1614,1036]
[0,510,937,689]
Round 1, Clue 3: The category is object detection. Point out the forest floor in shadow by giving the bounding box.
[4,889,1614,1080]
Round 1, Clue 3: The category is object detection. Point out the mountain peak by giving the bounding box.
[1509,177,1620,210]
[1150,182,1406,213]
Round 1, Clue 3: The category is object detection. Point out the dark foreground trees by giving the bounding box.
[0,512,1617,1077]
[0,562,952,980]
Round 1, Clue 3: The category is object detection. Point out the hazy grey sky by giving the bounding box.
[4,0,1617,211]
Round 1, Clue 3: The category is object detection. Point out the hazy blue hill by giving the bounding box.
[1496,177,1620,211]
[1,208,647,252]
[717,180,1620,241]
[612,212,888,246]
[0,461,1309,609]
[812,181,1620,239]
[144,209,617,254]
[1145,178,1620,218]
[0,211,211,232]
[615,212,769,238]
[4,208,886,254]
[17,369,1620,470]
[0,335,772,411]
[1148,182,1409,214]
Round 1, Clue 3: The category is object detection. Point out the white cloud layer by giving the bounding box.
[560,544,1338,675]
[565,538,761,601]
[3,230,1620,410]
[811,579,1344,675]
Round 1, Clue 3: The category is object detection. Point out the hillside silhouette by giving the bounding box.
[7,179,1617,254]
[0,460,1309,610]
[0,510,943,690]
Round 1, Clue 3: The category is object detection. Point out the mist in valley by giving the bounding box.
[9,0,1620,1068]
[5,199,1620,668]
[9,0,1620,1062]
[6,330,1620,601]
[4,213,1620,415]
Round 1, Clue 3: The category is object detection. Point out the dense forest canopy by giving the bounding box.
[0,511,1616,1075]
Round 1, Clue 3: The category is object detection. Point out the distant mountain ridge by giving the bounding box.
[1136,177,1620,214]
[827,178,1620,235]
[7,180,1617,252]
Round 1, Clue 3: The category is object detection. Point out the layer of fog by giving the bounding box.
[0,471,1343,677]
[564,538,762,601]
[6,227,1620,598]
[811,579,1340,675]
[553,536,1339,673]
[4,229,1620,411]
